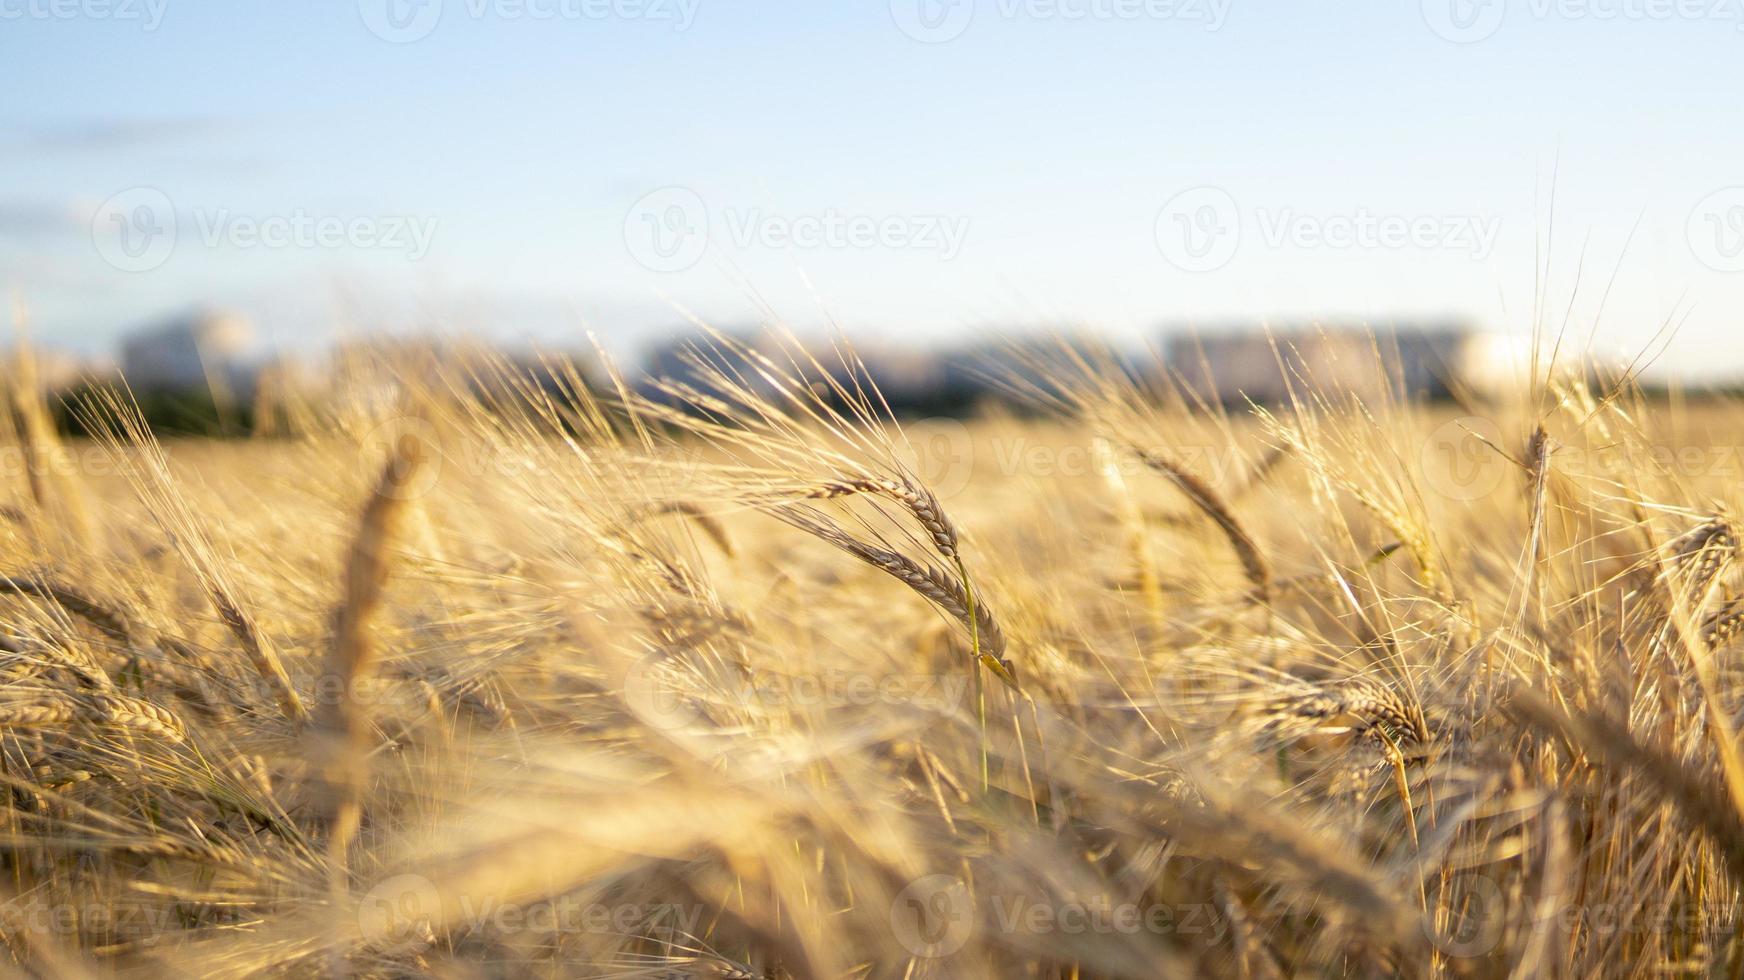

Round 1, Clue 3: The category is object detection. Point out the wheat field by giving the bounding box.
[0,332,1740,978]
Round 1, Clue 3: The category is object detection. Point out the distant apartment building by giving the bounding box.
[119,310,255,393]
[634,323,1525,417]
[637,329,953,407]
[1163,323,1525,405]
[637,328,1136,416]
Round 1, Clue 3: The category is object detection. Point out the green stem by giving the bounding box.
[956,556,991,793]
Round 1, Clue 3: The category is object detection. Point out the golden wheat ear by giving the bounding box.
[766,502,1017,690]
[315,428,427,887]
[69,383,311,723]
[1128,444,1272,604]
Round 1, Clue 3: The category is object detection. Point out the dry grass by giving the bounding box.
[0,331,1739,977]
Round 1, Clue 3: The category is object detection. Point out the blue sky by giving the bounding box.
[4,0,1744,376]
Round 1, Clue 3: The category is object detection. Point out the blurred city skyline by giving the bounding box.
[4,0,1744,378]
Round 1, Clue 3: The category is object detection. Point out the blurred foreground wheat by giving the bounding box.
[0,330,1737,978]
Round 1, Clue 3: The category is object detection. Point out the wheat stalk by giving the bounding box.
[86,693,187,743]
[769,503,1015,687]
[1128,444,1272,603]
[315,429,427,887]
